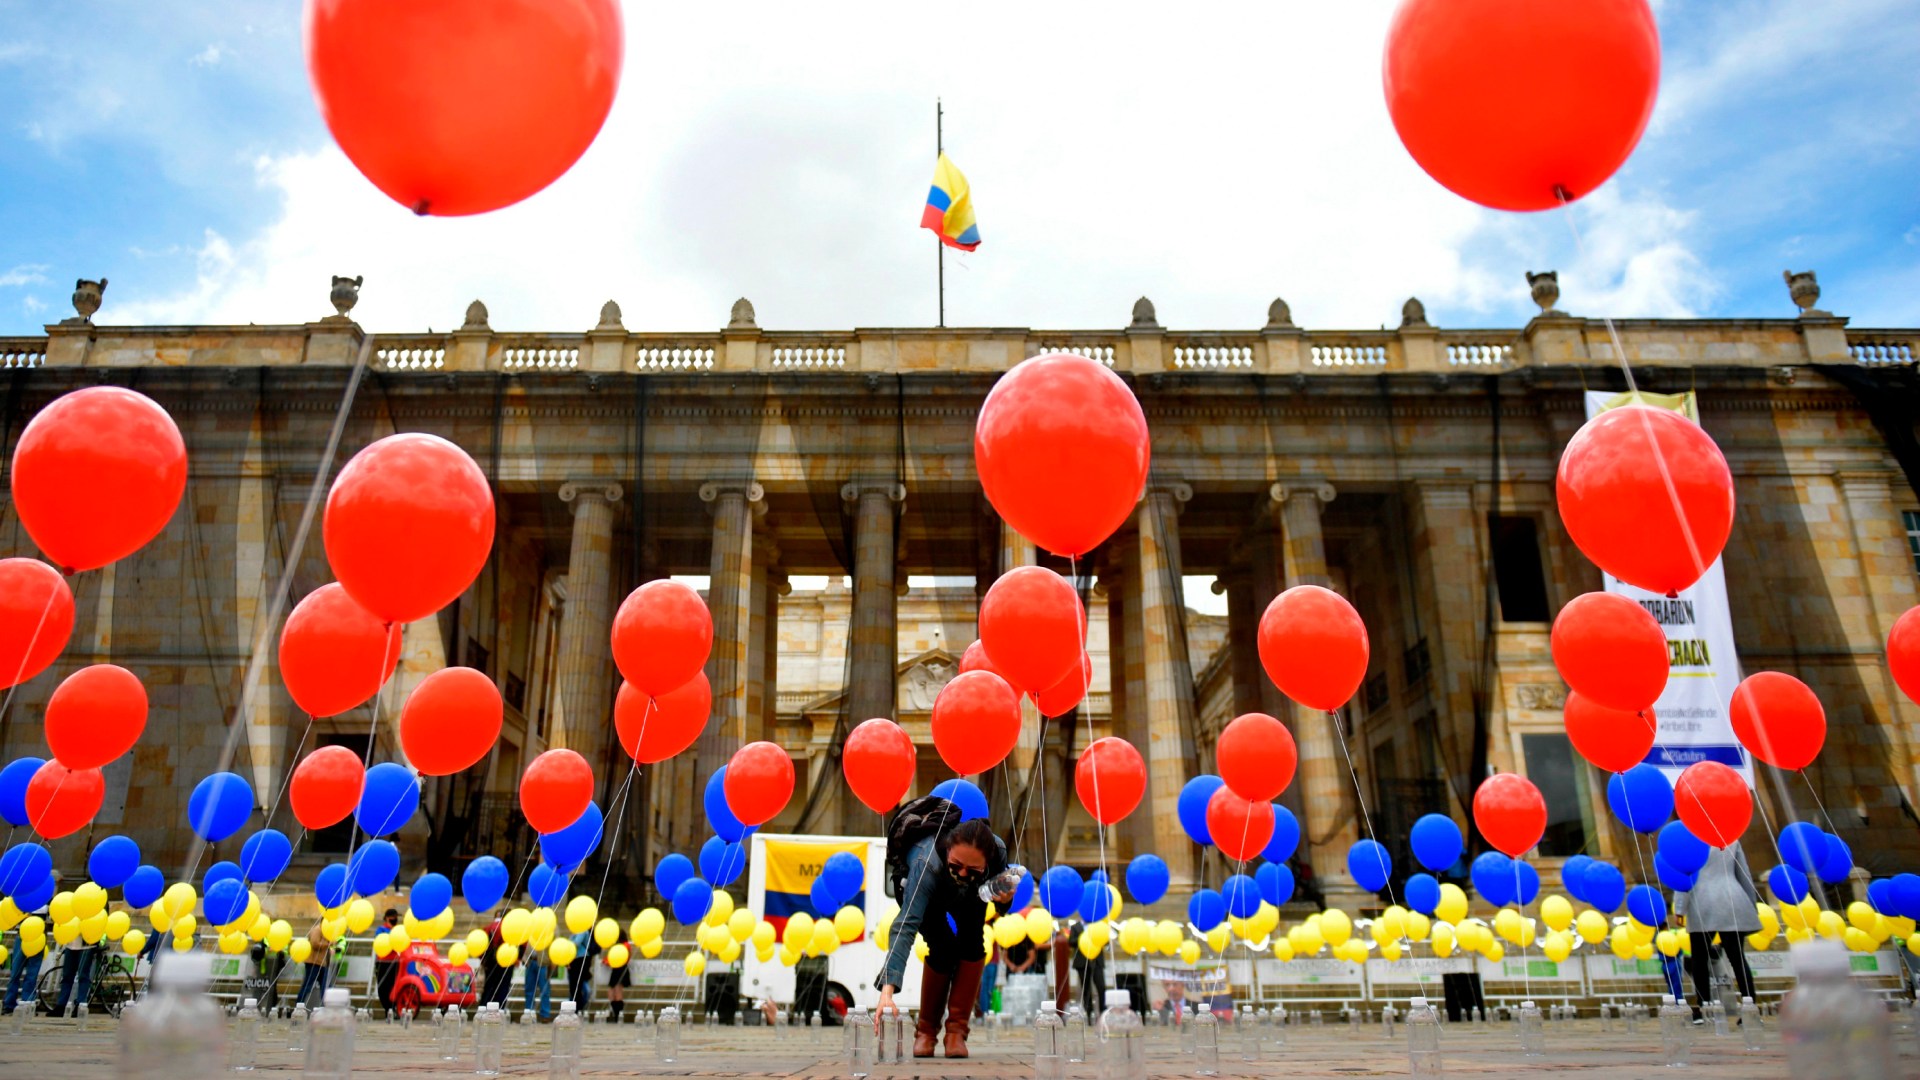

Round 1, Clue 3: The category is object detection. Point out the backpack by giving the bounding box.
[884,796,962,899]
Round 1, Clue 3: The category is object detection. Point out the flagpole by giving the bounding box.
[936,98,945,329]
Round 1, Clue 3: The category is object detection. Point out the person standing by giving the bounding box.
[296,923,334,1008]
[976,940,1002,1020]
[374,909,402,1015]
[604,941,633,1023]
[567,928,602,1014]
[3,934,43,1015]
[1674,840,1761,1020]
[51,937,100,1017]
[1068,921,1106,1014]
[522,943,552,1021]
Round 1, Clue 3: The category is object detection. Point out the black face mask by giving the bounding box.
[947,861,985,888]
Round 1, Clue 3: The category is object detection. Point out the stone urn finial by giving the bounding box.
[1526,270,1562,315]
[69,278,106,323]
[1129,296,1160,330]
[1264,297,1294,330]
[329,275,363,319]
[1400,296,1430,329]
[596,299,624,332]
[1783,270,1827,316]
[461,299,490,332]
[727,297,757,330]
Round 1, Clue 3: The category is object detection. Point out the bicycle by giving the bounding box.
[35,947,136,1017]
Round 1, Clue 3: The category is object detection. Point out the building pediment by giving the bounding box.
[795,647,959,719]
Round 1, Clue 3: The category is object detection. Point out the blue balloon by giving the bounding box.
[810,875,838,916]
[528,862,568,907]
[1222,874,1262,919]
[1584,862,1626,913]
[1080,879,1115,923]
[1868,878,1894,916]
[1126,855,1170,906]
[1010,868,1034,912]
[0,757,45,827]
[1188,888,1226,933]
[930,779,990,822]
[348,839,400,897]
[1262,805,1301,864]
[1089,869,1109,886]
[1778,823,1828,878]
[1514,860,1541,906]
[1347,840,1392,894]
[672,877,713,925]
[820,851,865,905]
[1256,862,1296,908]
[655,854,695,901]
[1815,836,1853,885]
[203,860,243,891]
[88,835,141,889]
[12,872,54,912]
[1561,855,1595,905]
[1404,872,1440,916]
[123,864,165,910]
[1040,866,1084,918]
[204,878,249,926]
[238,829,291,884]
[1767,864,1810,904]
[1656,821,1710,875]
[704,768,750,842]
[1471,851,1514,906]
[1654,852,1696,892]
[1606,765,1673,834]
[462,856,509,912]
[540,801,605,871]
[1409,814,1463,873]
[188,771,255,842]
[411,873,453,920]
[1887,872,1920,919]
[1627,884,1667,926]
[355,762,419,837]
[315,863,352,909]
[705,838,747,887]
[1178,776,1224,846]
[0,842,51,896]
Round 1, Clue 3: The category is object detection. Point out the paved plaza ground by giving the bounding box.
[0,1012,1888,1078]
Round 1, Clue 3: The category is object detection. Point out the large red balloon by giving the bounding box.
[613,673,711,765]
[1258,586,1370,712]
[979,566,1084,696]
[1550,591,1669,714]
[399,667,503,776]
[24,759,103,840]
[974,353,1150,557]
[930,670,1022,776]
[324,433,495,625]
[521,749,594,834]
[1383,0,1660,212]
[612,579,714,698]
[44,664,147,770]
[1205,786,1275,863]
[279,583,403,717]
[1033,653,1092,718]
[1472,773,1547,858]
[1893,606,1920,707]
[1556,406,1735,596]
[724,741,795,827]
[1674,761,1752,848]
[304,0,624,216]
[1729,672,1825,771]
[0,559,73,690]
[1216,712,1298,803]
[843,719,915,815]
[289,746,366,830]
[1074,737,1146,825]
[958,640,1008,682]
[1562,691,1658,774]
[11,386,187,573]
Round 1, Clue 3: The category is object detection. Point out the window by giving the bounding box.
[1520,733,1593,857]
[1488,515,1550,622]
[1905,510,1920,576]
[309,732,371,854]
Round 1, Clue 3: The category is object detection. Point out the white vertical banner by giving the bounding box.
[1584,391,1752,785]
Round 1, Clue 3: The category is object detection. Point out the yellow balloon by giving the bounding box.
[1779,901,1807,931]
[528,923,554,953]
[1025,910,1054,946]
[1150,920,1182,956]
[696,923,725,954]
[1104,886,1124,924]
[1889,915,1917,939]
[48,891,74,926]
[1380,939,1403,962]
[1540,895,1573,933]
[993,914,1026,949]
[1784,926,1812,945]
[500,908,531,946]
[1746,931,1772,952]
[1431,923,1456,958]
[1253,902,1280,938]
[684,951,706,977]
[289,938,312,964]
[1627,920,1656,946]
[778,943,801,966]
[531,907,557,939]
[173,913,199,941]
[756,945,776,964]
[221,930,250,955]
[751,919,776,950]
[1655,930,1680,957]
[239,893,262,933]
[462,928,487,956]
[346,898,376,935]
[373,932,392,958]
[170,934,194,953]
[706,891,735,928]
[835,906,866,943]
[1178,939,1201,964]
[1320,909,1352,947]
[783,913,815,951]
[809,918,837,957]
[1817,910,1846,940]
[718,938,741,964]
[495,943,519,967]
[1484,941,1504,963]
[1080,929,1106,960]
[595,916,620,950]
[123,930,148,956]
[1435,884,1469,926]
[79,911,108,945]
[448,942,470,966]
[106,909,132,942]
[320,916,345,944]
[1117,918,1148,956]
[1609,925,1633,959]
[913,936,930,961]
[1204,925,1231,954]
[0,898,19,934]
[162,883,197,921]
[72,882,108,920]
[402,913,423,939]
[1081,920,1112,953]
[52,919,79,946]
[247,914,271,942]
[427,909,454,941]
[724,907,753,943]
[1375,908,1408,944]
[1798,897,1821,925]
[1493,908,1522,945]
[1908,932,1920,956]
[607,943,629,968]
[20,935,43,958]
[565,896,598,936]
[1871,915,1892,945]
[1844,927,1876,953]
[1295,919,1325,954]
[388,925,411,953]
[640,938,663,959]
[1405,911,1431,943]
[1847,902,1878,935]
[549,937,578,967]
[1273,938,1295,962]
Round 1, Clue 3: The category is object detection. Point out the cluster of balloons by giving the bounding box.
[1176,777,1302,870]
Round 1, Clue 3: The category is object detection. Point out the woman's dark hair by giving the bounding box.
[937,818,1004,872]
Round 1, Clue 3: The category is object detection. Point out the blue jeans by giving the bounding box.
[53,947,94,1015]
[4,949,42,1013]
[523,963,551,1019]
[296,962,330,1007]
[977,961,999,1016]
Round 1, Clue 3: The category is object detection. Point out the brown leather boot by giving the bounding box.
[913,966,950,1058]
[942,959,985,1058]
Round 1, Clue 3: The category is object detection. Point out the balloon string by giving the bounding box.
[1069,553,1114,967]
[592,758,643,914]
[1328,706,1404,943]
[1796,770,1842,838]
[0,576,68,733]
[261,714,316,832]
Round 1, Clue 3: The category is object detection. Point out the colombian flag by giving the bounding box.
[762,837,869,938]
[921,153,980,251]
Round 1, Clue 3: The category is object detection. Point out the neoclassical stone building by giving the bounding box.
[0,273,1915,910]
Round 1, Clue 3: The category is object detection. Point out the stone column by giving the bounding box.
[844,483,906,726]
[697,481,763,783]
[1408,480,1487,805]
[1107,543,1156,867]
[1834,471,1920,808]
[745,541,782,750]
[998,522,1048,797]
[554,481,623,798]
[1137,483,1197,887]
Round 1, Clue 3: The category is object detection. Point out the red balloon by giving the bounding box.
[24,759,103,840]
[0,558,73,689]
[724,741,795,827]
[44,664,147,770]
[289,745,367,831]
[613,673,711,765]
[843,718,915,815]
[974,353,1150,557]
[1472,773,1547,857]
[1550,591,1668,713]
[930,670,1022,776]
[1556,405,1735,596]
[1257,586,1370,712]
[1562,691,1658,774]
[11,386,187,573]
[1674,761,1752,848]
[304,0,624,216]
[521,749,594,834]
[958,640,1008,682]
[279,583,403,717]
[1729,672,1825,771]
[1893,606,1920,707]
[399,667,503,776]
[1074,737,1146,825]
[1205,786,1275,863]
[1216,713,1298,803]
[979,566,1084,696]
[1383,0,1660,212]
[612,579,714,698]
[1033,653,1092,718]
[324,433,495,625]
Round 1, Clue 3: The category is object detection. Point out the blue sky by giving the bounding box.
[0,1,1914,336]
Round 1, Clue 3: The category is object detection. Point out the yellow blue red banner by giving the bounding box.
[920,153,980,251]
[762,837,868,935]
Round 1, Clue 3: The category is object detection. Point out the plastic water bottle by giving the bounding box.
[548,1000,583,1079]
[304,987,356,1080]
[1783,940,1894,1078]
[286,1003,309,1052]
[119,951,226,1078]
[1516,999,1544,1057]
[1407,996,1442,1078]
[9,1002,29,1036]
[1739,996,1763,1051]
[878,1005,906,1063]
[979,862,1028,903]
[1657,994,1692,1068]
[1381,1002,1396,1039]
[845,1006,873,1079]
[1193,1004,1220,1075]
[1179,1004,1196,1055]
[656,1004,681,1063]
[439,1004,463,1061]
[475,1002,506,1076]
[519,1008,537,1048]
[1269,1003,1288,1048]
[1098,989,1146,1080]
[1032,1001,1065,1080]
[1347,1004,1362,1030]
[1241,1005,1261,1061]
[1064,1001,1088,1062]
[229,997,262,1071]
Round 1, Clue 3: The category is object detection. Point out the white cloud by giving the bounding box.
[0,264,49,288]
[21,296,45,314]
[190,44,224,67]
